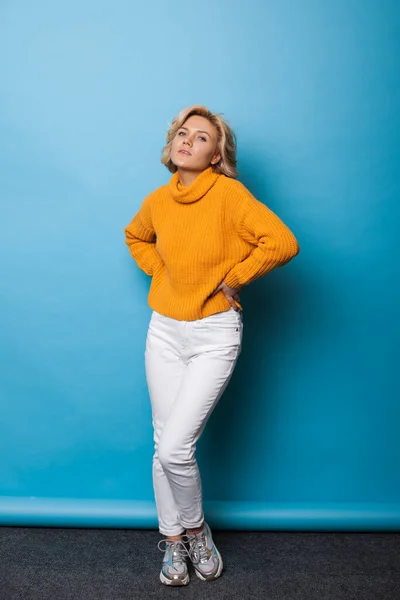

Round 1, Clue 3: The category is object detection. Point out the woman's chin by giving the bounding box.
[172,158,207,173]
[174,154,192,165]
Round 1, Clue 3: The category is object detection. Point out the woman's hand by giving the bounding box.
[210,281,243,311]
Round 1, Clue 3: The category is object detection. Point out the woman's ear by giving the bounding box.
[211,151,221,166]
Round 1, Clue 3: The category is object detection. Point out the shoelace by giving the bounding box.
[157,538,190,569]
[184,531,209,565]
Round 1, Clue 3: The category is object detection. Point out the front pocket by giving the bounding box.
[195,310,243,338]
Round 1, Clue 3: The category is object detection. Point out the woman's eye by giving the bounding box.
[177,131,206,141]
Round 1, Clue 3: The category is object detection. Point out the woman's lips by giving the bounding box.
[178,150,191,155]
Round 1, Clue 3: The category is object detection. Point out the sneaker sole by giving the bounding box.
[160,570,190,586]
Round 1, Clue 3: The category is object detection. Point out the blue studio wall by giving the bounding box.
[0,1,399,530]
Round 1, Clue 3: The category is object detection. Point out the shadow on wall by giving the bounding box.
[197,153,338,502]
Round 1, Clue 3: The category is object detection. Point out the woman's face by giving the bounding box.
[170,115,221,173]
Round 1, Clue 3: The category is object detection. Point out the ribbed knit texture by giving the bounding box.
[124,166,300,321]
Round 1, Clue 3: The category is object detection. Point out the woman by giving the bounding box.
[124,105,300,586]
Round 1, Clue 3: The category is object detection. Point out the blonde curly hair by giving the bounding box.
[161,104,238,178]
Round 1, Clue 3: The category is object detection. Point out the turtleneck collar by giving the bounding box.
[169,166,220,204]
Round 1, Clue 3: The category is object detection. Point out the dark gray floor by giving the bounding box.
[0,527,399,599]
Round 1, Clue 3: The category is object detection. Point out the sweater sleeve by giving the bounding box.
[223,188,300,289]
[124,193,163,277]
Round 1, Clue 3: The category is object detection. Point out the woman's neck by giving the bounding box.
[177,168,203,188]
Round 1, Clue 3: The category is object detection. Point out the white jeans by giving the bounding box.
[144,307,243,536]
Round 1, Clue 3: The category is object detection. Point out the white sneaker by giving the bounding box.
[157,538,190,586]
[185,522,223,581]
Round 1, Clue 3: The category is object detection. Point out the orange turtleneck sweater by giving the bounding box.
[124,166,300,321]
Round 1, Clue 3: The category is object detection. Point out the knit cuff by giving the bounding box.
[150,252,164,276]
[223,270,241,290]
